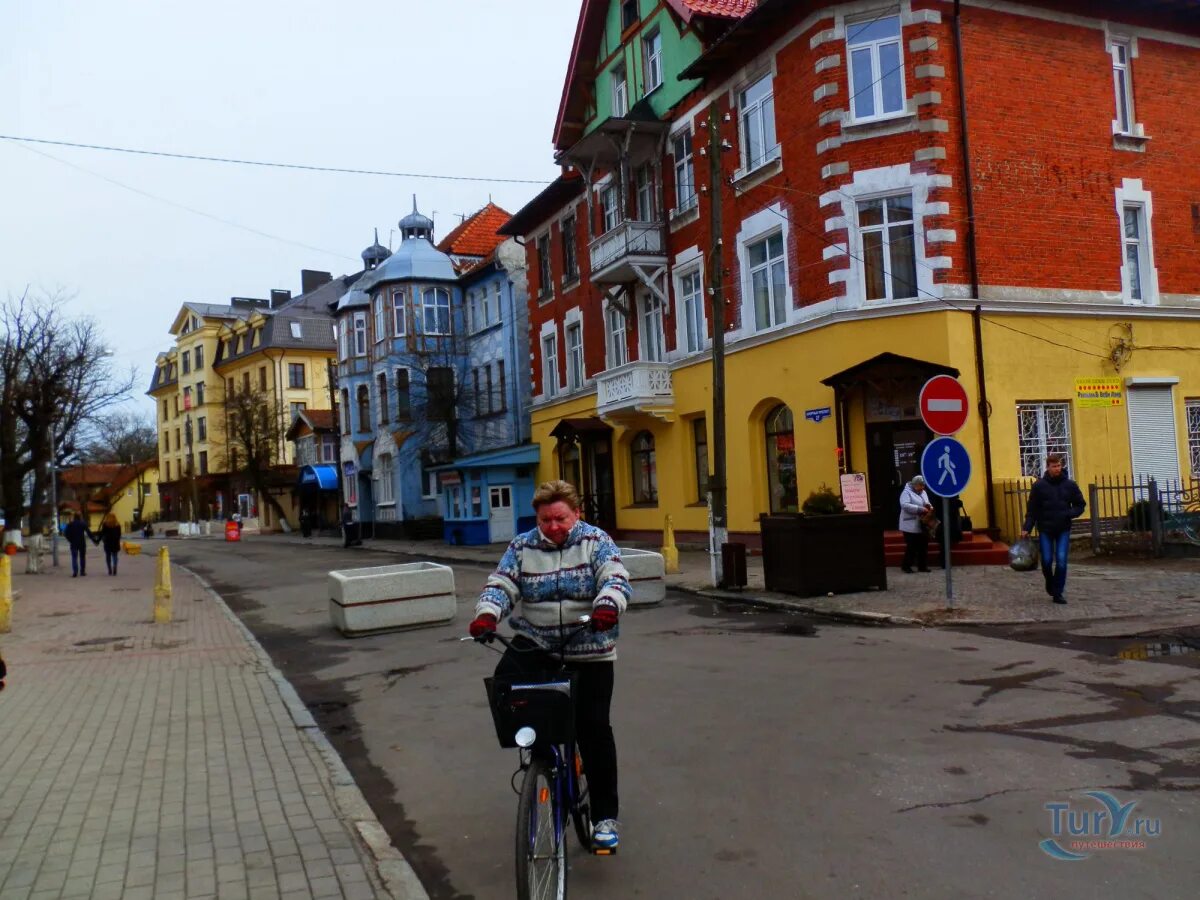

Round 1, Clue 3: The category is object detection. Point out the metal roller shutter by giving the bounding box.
[1127,386,1180,486]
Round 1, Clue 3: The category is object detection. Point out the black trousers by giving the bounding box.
[495,638,618,823]
[901,531,928,570]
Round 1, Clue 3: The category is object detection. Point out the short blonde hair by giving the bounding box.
[532,480,582,512]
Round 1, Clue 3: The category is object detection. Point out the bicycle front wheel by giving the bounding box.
[516,754,567,900]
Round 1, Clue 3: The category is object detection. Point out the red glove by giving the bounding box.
[591,605,619,632]
[469,613,498,639]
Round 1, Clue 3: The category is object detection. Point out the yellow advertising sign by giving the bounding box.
[1075,377,1124,408]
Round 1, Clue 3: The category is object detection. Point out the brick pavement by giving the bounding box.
[0,549,426,900]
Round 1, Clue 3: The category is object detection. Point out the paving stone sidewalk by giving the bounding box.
[262,532,1200,628]
[0,550,426,900]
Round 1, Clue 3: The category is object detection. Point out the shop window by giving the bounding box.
[631,431,658,504]
[765,404,798,513]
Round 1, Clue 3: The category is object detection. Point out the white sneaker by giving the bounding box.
[592,818,619,850]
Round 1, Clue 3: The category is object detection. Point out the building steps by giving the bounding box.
[884,530,1010,567]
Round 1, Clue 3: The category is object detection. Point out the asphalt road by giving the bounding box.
[169,538,1200,900]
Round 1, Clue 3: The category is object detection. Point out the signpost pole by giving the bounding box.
[942,494,953,607]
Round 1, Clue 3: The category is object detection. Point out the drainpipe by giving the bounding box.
[954,2,996,532]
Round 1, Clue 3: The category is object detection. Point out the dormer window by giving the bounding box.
[289,322,302,339]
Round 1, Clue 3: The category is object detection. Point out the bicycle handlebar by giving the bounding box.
[460,617,592,654]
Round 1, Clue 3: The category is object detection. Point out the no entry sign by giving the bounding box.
[919,375,969,435]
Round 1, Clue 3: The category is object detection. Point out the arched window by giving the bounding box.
[631,431,657,504]
[356,385,370,433]
[765,404,798,513]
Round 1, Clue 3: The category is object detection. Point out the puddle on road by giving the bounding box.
[965,625,1200,668]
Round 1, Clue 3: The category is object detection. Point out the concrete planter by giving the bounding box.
[618,548,665,606]
[328,562,456,636]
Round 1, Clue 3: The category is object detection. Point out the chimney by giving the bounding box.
[301,270,333,294]
[270,289,292,309]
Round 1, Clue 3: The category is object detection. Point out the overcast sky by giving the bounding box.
[1,0,579,416]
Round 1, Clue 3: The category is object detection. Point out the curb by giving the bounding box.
[178,564,430,900]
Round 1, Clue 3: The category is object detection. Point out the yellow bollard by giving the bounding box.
[153,546,172,624]
[0,554,11,633]
[661,514,680,574]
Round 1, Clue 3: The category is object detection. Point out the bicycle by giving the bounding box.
[464,617,611,900]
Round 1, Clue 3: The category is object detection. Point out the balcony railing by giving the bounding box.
[596,361,674,421]
[588,220,666,282]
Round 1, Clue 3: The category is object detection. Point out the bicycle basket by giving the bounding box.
[484,674,576,749]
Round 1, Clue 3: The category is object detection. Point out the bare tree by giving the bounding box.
[0,291,132,570]
[82,411,158,463]
[221,385,291,527]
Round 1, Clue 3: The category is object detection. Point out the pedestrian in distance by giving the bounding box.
[95,513,123,576]
[63,513,94,577]
[898,475,934,573]
[341,503,362,547]
[1021,451,1086,604]
[469,479,631,851]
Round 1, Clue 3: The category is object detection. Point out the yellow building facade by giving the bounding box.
[148,278,343,530]
[531,308,1200,546]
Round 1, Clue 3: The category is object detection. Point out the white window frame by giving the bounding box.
[856,193,919,303]
[604,299,628,369]
[612,63,628,117]
[745,230,788,333]
[1111,39,1135,135]
[289,322,302,340]
[566,320,584,391]
[392,290,406,337]
[377,453,394,504]
[481,282,493,325]
[541,329,560,399]
[1186,399,1200,477]
[1017,403,1073,477]
[738,72,779,173]
[639,292,666,362]
[643,29,663,93]
[672,129,697,214]
[846,13,907,123]
[635,164,656,222]
[1114,179,1159,305]
[421,288,452,335]
[601,185,620,234]
[374,293,387,343]
[676,265,707,354]
[352,312,367,357]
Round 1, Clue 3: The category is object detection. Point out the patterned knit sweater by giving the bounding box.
[475,521,631,662]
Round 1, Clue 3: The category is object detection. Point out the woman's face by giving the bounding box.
[536,500,579,546]
[913,482,926,494]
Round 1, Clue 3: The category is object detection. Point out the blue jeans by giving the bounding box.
[70,545,86,575]
[1039,531,1071,598]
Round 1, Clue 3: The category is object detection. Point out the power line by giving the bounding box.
[10,141,359,263]
[0,133,553,185]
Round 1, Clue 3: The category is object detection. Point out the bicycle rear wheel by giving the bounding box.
[516,755,567,900]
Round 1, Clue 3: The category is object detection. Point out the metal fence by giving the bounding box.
[994,474,1200,557]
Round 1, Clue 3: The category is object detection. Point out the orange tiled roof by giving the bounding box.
[675,0,756,16]
[304,409,335,430]
[436,203,512,259]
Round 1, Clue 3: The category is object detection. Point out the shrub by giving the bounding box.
[801,485,846,516]
[1127,499,1163,532]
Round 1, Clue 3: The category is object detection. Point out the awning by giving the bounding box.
[429,443,540,473]
[298,465,339,490]
[550,417,613,440]
[820,353,959,390]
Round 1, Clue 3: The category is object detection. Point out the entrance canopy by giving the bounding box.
[429,444,540,472]
[550,417,613,440]
[821,352,958,389]
[298,465,338,490]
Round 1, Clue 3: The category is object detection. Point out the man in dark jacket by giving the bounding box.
[1021,452,1086,604]
[63,513,95,577]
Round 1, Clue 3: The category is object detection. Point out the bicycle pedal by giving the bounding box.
[592,847,617,856]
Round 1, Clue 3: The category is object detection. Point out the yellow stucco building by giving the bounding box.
[147,272,345,530]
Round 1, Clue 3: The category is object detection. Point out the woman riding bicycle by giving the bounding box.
[470,479,631,851]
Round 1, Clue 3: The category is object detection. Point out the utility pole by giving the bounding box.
[706,101,729,587]
[185,414,198,523]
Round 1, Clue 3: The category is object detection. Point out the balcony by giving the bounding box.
[588,220,667,284]
[596,361,674,423]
